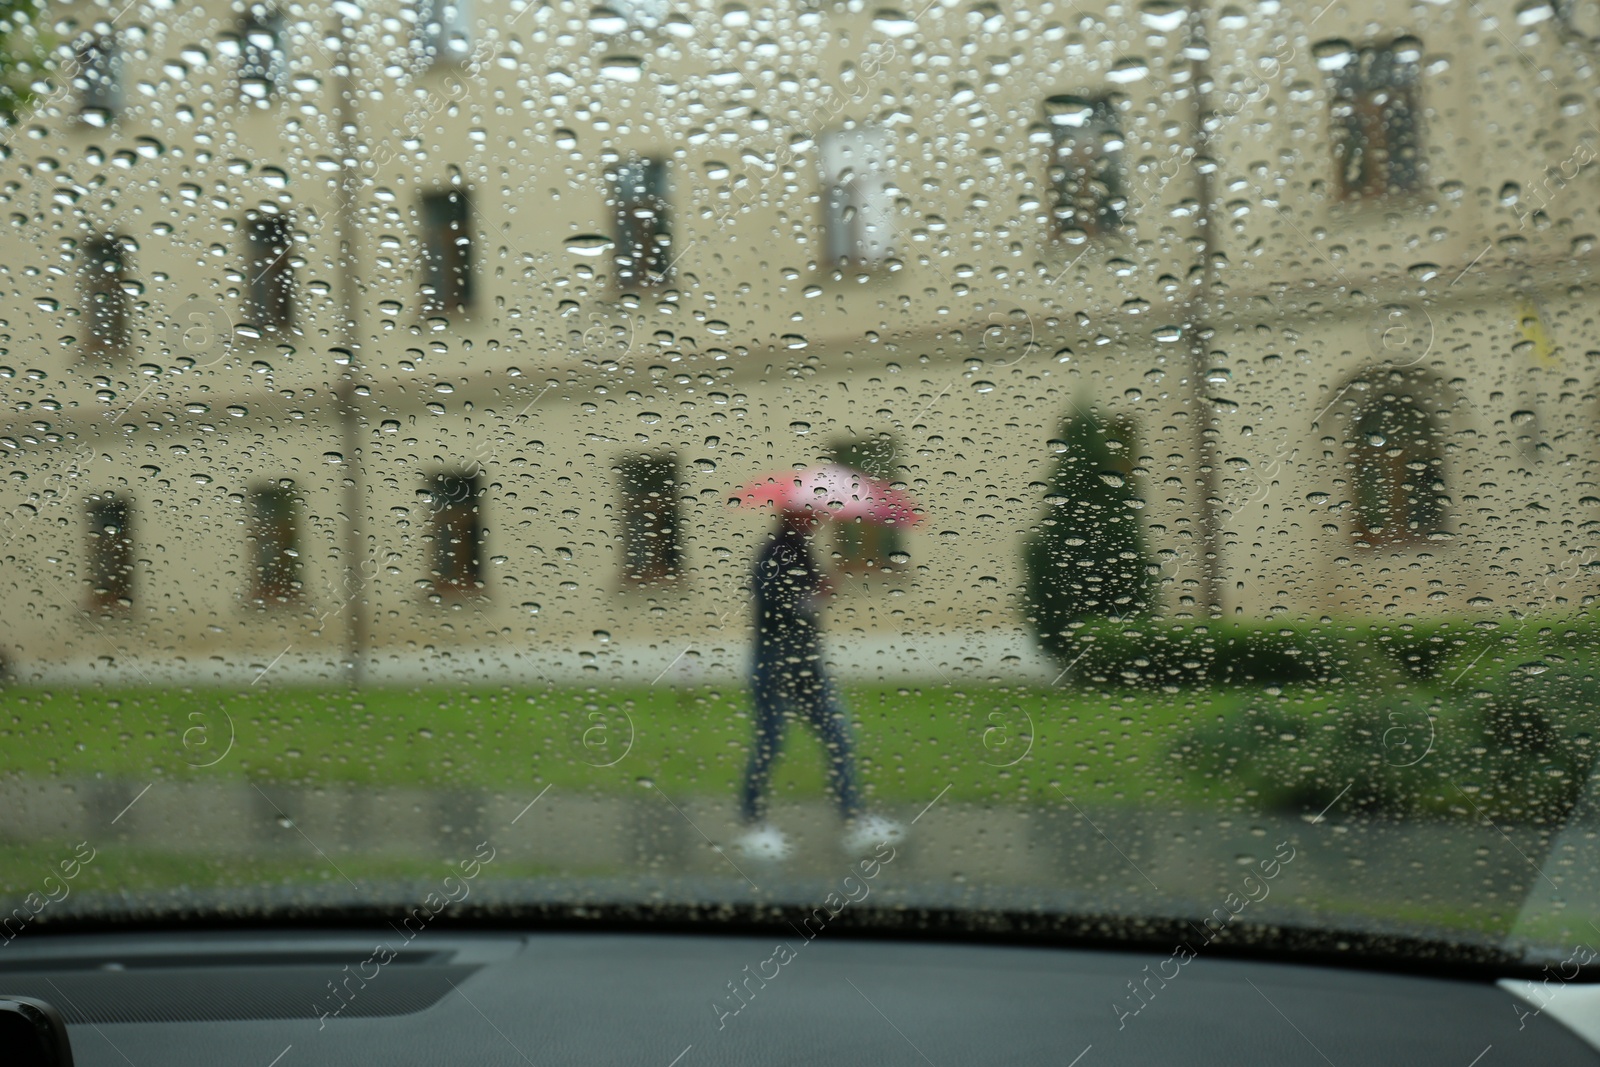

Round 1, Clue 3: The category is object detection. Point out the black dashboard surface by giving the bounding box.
[1,930,1593,1066]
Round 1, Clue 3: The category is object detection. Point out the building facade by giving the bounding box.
[0,0,1595,684]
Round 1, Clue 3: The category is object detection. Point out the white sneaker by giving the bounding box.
[735,823,792,863]
[842,814,906,856]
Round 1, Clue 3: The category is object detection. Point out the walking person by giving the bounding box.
[735,506,904,861]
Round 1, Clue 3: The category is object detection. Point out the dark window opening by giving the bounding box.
[1045,94,1125,238]
[827,437,903,572]
[245,212,295,333]
[81,235,130,358]
[420,190,474,316]
[619,453,681,584]
[250,483,302,603]
[1349,387,1446,545]
[1330,40,1422,201]
[239,10,286,102]
[75,34,121,121]
[417,0,472,63]
[611,159,671,289]
[86,494,133,613]
[428,472,485,595]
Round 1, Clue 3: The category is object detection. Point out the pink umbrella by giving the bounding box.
[734,463,923,525]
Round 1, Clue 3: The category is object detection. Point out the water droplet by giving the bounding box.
[872,8,917,35]
[1108,58,1150,83]
[1139,1,1188,32]
[1516,1,1554,26]
[1313,38,1355,71]
[565,234,615,256]
[599,56,644,82]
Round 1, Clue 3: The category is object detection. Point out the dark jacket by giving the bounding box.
[752,526,824,668]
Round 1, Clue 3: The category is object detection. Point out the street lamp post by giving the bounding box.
[334,11,369,686]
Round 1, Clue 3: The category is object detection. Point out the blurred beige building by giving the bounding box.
[0,0,1595,684]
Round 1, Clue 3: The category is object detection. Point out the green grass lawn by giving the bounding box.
[0,682,1267,810]
[2,682,1577,945]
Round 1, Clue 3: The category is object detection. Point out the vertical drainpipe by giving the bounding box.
[335,11,369,686]
[1186,0,1224,619]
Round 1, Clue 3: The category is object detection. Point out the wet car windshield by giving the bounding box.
[1,0,1598,972]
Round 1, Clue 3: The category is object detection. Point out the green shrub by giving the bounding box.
[1023,409,1155,657]
[1049,617,1484,690]
[1171,616,1600,824]
[1174,665,1461,817]
[1048,619,1314,687]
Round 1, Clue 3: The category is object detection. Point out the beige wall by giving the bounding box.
[1,0,1597,677]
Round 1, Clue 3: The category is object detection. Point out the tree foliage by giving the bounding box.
[0,0,43,128]
[1023,407,1154,661]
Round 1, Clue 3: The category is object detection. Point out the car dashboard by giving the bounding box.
[1,929,1597,1066]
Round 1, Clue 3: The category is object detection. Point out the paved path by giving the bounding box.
[6,632,1059,687]
[3,775,1593,951]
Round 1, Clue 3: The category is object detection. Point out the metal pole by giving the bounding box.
[1187,0,1224,618]
[334,12,368,685]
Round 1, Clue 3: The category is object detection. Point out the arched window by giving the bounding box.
[1348,380,1447,545]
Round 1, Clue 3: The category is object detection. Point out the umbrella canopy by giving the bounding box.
[734,463,923,525]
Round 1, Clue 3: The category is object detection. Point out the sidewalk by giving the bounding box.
[6,630,1060,687]
[3,774,1583,949]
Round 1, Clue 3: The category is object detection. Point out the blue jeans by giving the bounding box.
[741,652,861,823]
